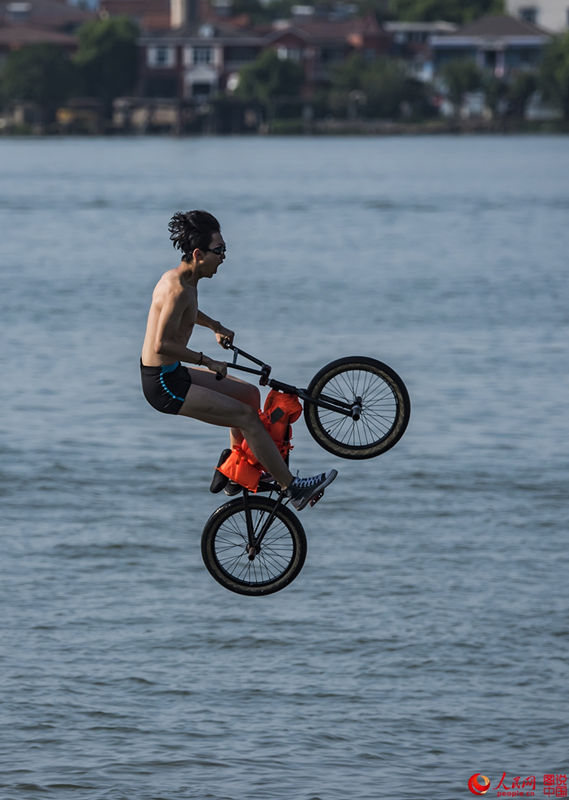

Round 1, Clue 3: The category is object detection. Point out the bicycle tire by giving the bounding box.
[201,496,307,596]
[304,356,410,459]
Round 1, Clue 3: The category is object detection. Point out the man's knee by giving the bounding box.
[250,386,261,408]
[238,404,261,430]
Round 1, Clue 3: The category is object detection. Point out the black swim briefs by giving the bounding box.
[140,361,192,415]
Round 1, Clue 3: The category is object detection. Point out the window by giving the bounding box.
[277,46,302,62]
[147,46,176,68]
[519,6,537,24]
[194,46,213,64]
[6,1,31,22]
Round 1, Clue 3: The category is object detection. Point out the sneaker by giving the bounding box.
[287,469,338,511]
[224,481,242,496]
[209,449,231,494]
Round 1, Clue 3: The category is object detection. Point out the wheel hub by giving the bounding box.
[351,396,363,421]
[247,543,260,560]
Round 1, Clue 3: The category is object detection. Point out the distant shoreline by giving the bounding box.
[1,118,567,137]
[307,118,569,136]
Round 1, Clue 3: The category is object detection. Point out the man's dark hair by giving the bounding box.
[168,210,220,261]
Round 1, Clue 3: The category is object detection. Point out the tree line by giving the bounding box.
[235,37,569,123]
[230,0,504,25]
[2,15,569,129]
[0,18,139,125]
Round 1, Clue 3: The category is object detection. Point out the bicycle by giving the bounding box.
[201,343,410,596]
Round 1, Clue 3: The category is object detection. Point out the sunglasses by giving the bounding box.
[207,244,226,255]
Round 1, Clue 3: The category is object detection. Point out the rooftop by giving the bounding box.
[446,14,552,38]
[100,0,170,31]
[0,22,77,44]
[384,20,457,33]
[0,0,94,29]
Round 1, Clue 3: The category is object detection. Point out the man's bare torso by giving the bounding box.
[141,268,197,367]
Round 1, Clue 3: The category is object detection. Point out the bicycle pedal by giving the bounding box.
[309,489,325,507]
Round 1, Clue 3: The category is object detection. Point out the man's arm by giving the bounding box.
[196,310,234,347]
[196,310,221,333]
[153,292,227,374]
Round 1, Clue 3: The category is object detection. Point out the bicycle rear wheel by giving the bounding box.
[201,496,307,596]
[304,356,410,459]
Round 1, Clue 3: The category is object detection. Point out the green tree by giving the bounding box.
[507,71,537,118]
[483,73,507,116]
[330,54,433,119]
[232,0,393,23]
[0,44,80,123]
[440,58,482,112]
[539,31,569,119]
[389,0,503,24]
[236,49,304,115]
[74,17,139,114]
[231,0,297,24]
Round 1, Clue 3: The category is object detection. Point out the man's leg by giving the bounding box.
[178,384,293,489]
[187,368,260,449]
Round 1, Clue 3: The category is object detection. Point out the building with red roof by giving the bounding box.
[135,0,390,100]
[0,0,94,58]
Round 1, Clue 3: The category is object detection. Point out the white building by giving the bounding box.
[506,0,569,31]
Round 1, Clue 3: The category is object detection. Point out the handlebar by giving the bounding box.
[217,340,272,384]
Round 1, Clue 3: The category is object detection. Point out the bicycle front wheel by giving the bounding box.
[201,496,307,596]
[304,356,410,459]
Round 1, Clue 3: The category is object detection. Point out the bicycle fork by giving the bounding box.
[242,489,286,561]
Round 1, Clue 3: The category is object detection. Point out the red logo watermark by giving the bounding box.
[469,775,491,795]
[467,773,568,798]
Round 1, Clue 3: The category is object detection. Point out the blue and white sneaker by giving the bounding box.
[287,470,338,511]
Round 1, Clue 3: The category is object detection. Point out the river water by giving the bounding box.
[1,135,568,799]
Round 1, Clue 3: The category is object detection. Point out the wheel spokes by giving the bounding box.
[214,509,295,586]
[316,368,398,449]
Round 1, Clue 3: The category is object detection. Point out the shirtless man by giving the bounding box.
[141,210,337,510]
